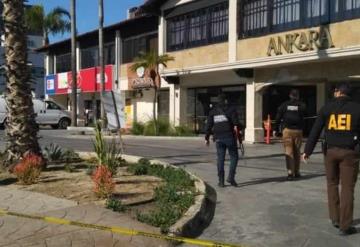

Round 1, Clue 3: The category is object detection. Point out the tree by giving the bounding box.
[98,0,105,124]
[25,5,70,46]
[70,0,77,127]
[2,0,42,165]
[131,51,174,135]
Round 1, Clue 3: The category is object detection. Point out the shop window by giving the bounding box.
[167,2,229,52]
[56,53,71,73]
[122,33,158,64]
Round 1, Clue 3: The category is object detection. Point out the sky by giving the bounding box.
[27,0,144,42]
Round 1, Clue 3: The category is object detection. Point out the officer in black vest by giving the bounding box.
[275,89,306,180]
[303,83,360,236]
[205,94,244,187]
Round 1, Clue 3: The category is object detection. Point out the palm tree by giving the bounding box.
[2,0,42,165]
[25,5,71,46]
[131,51,174,135]
[70,0,77,127]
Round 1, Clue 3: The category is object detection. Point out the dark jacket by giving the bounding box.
[205,104,243,141]
[275,99,306,131]
[304,96,360,156]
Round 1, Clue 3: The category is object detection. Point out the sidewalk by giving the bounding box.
[0,187,169,247]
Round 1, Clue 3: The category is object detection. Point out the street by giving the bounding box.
[1,130,360,247]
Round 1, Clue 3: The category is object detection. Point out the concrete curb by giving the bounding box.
[77,152,213,240]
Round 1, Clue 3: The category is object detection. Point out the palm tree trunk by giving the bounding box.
[153,87,158,135]
[70,0,77,127]
[3,0,41,164]
[99,0,106,125]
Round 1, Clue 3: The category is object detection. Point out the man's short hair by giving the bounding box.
[334,83,352,96]
[289,89,300,100]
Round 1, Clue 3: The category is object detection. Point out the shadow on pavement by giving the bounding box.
[181,183,217,238]
[236,173,325,188]
[0,177,17,186]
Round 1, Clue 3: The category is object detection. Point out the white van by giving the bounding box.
[0,97,71,129]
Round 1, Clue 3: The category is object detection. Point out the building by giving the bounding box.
[138,0,360,142]
[0,3,45,98]
[40,0,360,142]
[38,12,159,127]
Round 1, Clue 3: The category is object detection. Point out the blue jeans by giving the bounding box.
[216,137,239,182]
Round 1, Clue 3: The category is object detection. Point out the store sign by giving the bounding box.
[45,75,56,95]
[45,65,113,95]
[267,27,334,56]
[132,77,154,90]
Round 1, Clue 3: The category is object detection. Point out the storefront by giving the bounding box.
[187,85,246,133]
[45,65,113,125]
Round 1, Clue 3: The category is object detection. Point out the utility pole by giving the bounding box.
[70,0,77,126]
[99,0,105,125]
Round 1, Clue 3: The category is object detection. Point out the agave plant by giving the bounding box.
[92,122,122,176]
[43,143,64,162]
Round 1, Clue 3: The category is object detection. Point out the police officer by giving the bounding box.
[205,93,243,187]
[275,89,306,180]
[303,83,360,236]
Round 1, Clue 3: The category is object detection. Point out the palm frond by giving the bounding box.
[24,5,45,33]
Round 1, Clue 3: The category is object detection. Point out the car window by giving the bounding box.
[46,101,61,110]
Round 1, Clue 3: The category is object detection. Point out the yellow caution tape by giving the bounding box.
[0,208,247,247]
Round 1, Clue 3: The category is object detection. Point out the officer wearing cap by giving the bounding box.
[275,89,306,180]
[205,93,244,187]
[303,83,360,236]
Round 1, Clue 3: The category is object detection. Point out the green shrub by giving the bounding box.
[106,198,127,212]
[127,163,149,175]
[63,149,81,162]
[137,184,194,233]
[174,125,195,136]
[130,161,195,233]
[64,164,76,173]
[131,122,145,135]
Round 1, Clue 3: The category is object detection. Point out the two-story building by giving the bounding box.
[139,0,360,142]
[38,12,161,127]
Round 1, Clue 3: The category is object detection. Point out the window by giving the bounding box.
[46,101,61,110]
[167,16,186,51]
[56,53,71,73]
[305,0,329,26]
[81,46,98,69]
[167,2,229,51]
[122,33,158,63]
[81,44,115,69]
[241,0,268,37]
[239,0,360,38]
[272,0,300,30]
[344,0,360,18]
[104,43,115,65]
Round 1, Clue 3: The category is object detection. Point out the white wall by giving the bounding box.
[134,89,155,123]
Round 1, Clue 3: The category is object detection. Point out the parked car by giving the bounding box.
[0,97,71,129]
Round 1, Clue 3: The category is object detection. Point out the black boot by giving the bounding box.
[226,178,238,187]
[218,176,225,187]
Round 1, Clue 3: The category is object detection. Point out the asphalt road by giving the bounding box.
[1,130,360,247]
